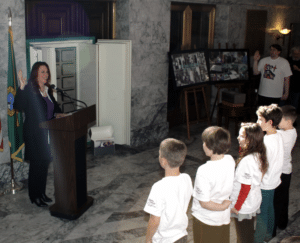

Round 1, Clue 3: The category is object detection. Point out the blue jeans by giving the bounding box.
[254,189,275,243]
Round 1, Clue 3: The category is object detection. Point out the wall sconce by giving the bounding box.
[280,28,291,45]
[268,29,281,40]
[267,28,291,45]
[279,28,291,35]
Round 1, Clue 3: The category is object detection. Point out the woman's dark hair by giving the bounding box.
[29,62,53,95]
[237,122,268,177]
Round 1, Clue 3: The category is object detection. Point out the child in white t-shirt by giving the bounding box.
[254,104,284,242]
[192,126,235,243]
[144,138,193,243]
[273,105,297,236]
[230,123,268,243]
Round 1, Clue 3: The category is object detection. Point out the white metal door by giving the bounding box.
[29,40,96,106]
[96,40,131,145]
[77,43,97,107]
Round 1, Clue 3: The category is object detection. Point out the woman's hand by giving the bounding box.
[18,70,27,90]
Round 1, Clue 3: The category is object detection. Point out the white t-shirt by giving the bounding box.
[258,56,292,98]
[277,128,297,174]
[192,155,235,226]
[261,133,284,190]
[230,154,263,214]
[144,173,193,243]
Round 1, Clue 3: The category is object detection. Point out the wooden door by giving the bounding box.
[168,3,215,127]
[26,0,115,39]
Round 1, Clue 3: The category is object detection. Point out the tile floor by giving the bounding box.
[0,122,300,243]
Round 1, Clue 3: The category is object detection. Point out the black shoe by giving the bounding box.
[31,198,48,207]
[41,194,53,203]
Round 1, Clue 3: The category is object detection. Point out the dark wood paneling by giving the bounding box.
[26,0,113,39]
[288,23,300,55]
[245,10,268,56]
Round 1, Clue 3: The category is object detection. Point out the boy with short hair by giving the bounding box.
[192,126,235,243]
[273,105,297,236]
[254,104,284,242]
[144,138,193,243]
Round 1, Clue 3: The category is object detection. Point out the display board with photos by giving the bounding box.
[170,49,250,88]
[170,50,209,88]
[208,49,249,82]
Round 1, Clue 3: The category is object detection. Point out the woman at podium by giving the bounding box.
[14,62,64,207]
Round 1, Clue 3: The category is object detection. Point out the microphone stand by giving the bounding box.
[56,90,88,111]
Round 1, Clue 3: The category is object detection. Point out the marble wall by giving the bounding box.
[116,0,300,146]
[177,0,300,55]
[116,0,171,147]
[226,2,300,57]
[1,0,300,181]
[172,0,300,115]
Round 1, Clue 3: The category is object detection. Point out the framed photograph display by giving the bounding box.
[208,49,250,82]
[170,50,209,88]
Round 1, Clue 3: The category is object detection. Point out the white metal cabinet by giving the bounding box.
[28,39,131,145]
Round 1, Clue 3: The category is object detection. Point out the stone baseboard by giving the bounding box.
[0,161,29,185]
[130,122,169,147]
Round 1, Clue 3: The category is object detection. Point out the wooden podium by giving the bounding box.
[40,105,96,220]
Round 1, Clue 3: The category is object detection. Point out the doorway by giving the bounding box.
[168,3,216,127]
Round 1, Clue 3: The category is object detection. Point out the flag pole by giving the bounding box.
[1,155,24,195]
[1,7,23,196]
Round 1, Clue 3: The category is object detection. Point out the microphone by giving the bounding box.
[50,84,64,93]
[50,84,88,108]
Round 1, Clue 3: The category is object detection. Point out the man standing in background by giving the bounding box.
[253,44,292,106]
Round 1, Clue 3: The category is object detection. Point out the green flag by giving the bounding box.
[7,26,24,162]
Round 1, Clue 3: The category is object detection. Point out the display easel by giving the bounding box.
[209,42,244,117]
[210,82,244,121]
[183,84,210,140]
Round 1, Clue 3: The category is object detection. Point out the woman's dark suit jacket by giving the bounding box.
[14,81,62,161]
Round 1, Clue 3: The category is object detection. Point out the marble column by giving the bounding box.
[117,0,171,146]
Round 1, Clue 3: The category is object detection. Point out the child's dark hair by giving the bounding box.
[256,104,283,127]
[237,123,268,176]
[160,138,187,168]
[202,126,231,155]
[281,105,297,123]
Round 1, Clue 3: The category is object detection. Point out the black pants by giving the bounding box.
[273,173,292,236]
[28,159,51,200]
[257,95,281,107]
